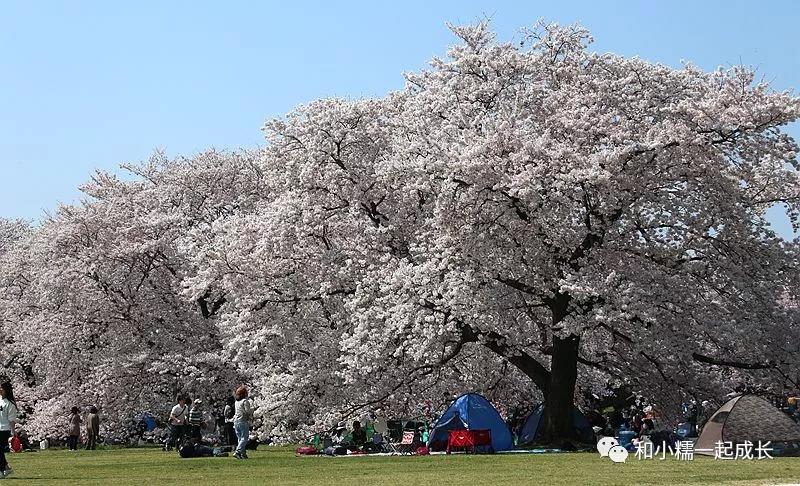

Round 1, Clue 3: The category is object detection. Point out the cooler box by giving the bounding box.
[618,430,636,448]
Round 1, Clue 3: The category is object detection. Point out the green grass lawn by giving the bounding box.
[2,447,798,485]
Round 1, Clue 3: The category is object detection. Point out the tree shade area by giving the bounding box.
[0,21,798,442]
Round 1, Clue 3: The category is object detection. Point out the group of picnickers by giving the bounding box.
[0,380,256,478]
[164,385,254,460]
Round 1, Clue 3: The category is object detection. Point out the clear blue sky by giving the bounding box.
[1,1,798,237]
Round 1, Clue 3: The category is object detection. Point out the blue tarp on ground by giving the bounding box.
[427,393,514,452]
[519,403,594,444]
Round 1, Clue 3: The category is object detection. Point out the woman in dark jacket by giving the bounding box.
[67,406,82,451]
[223,396,236,446]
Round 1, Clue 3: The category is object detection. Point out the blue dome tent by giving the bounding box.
[427,393,513,452]
[519,403,594,444]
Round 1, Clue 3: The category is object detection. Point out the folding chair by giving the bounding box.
[389,430,417,454]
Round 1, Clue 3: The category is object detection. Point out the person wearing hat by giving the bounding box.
[322,421,350,455]
[188,399,205,441]
[333,421,348,445]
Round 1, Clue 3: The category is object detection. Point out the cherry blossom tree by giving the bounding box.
[0,151,259,440]
[2,21,798,442]
[0,219,36,392]
[190,21,800,440]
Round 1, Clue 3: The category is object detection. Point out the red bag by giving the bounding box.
[416,446,430,455]
[10,435,22,453]
[295,446,318,455]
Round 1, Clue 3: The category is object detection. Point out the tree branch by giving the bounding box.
[691,352,774,370]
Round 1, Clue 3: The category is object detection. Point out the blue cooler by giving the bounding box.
[676,422,696,438]
[618,429,636,449]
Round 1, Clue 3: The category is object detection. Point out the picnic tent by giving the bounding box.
[695,394,800,455]
[519,403,595,444]
[427,393,513,452]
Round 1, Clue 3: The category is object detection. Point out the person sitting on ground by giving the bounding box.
[332,421,348,445]
[630,413,643,435]
[351,421,367,448]
[358,421,383,453]
[649,429,677,453]
[320,423,348,456]
[246,434,261,451]
[639,418,655,438]
[15,429,32,452]
[178,436,230,458]
[323,421,351,455]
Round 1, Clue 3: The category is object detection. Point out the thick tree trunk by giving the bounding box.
[464,321,582,443]
[539,334,580,442]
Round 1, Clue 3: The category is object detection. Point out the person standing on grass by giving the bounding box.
[188,399,204,440]
[85,406,100,450]
[0,382,19,479]
[67,406,81,451]
[165,396,188,451]
[233,386,254,460]
[223,396,236,446]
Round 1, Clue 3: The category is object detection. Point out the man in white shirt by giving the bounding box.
[164,396,188,452]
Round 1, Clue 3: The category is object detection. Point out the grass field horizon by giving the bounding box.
[1,446,798,485]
